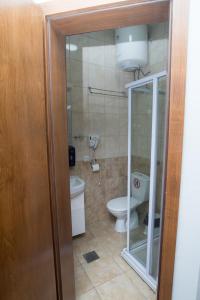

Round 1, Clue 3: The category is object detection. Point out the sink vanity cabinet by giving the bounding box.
[70,176,86,236]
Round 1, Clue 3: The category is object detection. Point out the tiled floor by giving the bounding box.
[73,219,156,300]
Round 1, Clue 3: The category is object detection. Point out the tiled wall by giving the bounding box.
[132,22,169,160]
[66,30,132,161]
[70,157,127,225]
[147,22,169,74]
[67,23,168,224]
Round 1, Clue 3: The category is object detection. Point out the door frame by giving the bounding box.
[44,1,189,299]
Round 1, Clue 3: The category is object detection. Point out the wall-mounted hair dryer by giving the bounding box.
[88,135,100,151]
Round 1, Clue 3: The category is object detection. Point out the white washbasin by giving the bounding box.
[70,176,85,199]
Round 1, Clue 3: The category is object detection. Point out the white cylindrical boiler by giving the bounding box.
[115,25,148,71]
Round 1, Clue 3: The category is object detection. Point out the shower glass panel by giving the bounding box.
[122,71,167,291]
[129,82,153,269]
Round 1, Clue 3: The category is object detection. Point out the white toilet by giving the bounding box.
[107,172,150,233]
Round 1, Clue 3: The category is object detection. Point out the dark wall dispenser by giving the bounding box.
[68,145,76,167]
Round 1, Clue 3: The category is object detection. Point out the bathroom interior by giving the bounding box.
[66,22,169,299]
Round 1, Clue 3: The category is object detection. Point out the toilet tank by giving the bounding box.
[131,172,150,202]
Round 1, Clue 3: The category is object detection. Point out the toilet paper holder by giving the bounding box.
[90,159,100,172]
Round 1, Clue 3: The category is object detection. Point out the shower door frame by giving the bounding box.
[122,71,167,290]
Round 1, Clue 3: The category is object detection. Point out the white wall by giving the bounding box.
[172,1,200,299]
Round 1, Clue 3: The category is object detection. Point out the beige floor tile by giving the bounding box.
[73,229,95,250]
[113,255,132,272]
[74,263,83,278]
[73,219,156,300]
[75,238,111,264]
[82,256,123,287]
[74,253,81,267]
[96,273,146,300]
[88,220,115,239]
[74,265,93,297]
[76,289,101,300]
[126,270,156,300]
[98,236,125,256]
[147,292,157,300]
[88,219,126,249]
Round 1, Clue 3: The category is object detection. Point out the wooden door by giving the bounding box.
[0,1,57,299]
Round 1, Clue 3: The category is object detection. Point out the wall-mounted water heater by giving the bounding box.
[115,25,148,71]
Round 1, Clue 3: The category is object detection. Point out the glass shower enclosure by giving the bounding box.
[122,71,167,290]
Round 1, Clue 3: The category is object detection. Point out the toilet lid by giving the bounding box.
[107,196,135,212]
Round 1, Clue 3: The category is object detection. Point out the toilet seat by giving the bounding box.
[106,196,142,233]
[107,197,127,212]
[107,196,136,212]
